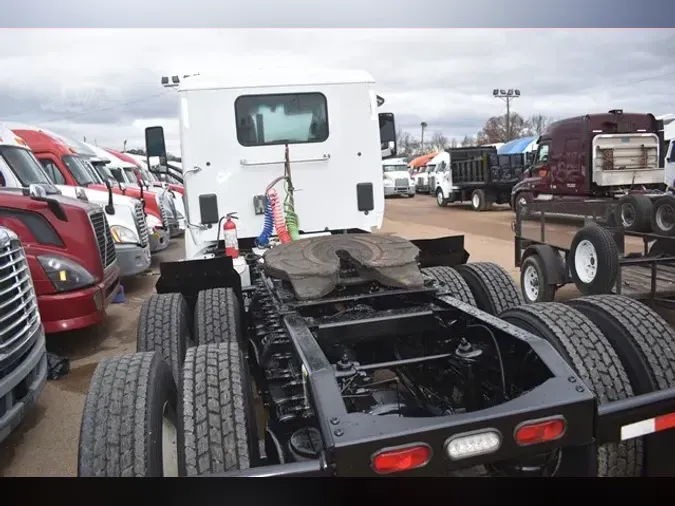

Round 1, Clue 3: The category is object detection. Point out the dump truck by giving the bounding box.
[78,69,675,477]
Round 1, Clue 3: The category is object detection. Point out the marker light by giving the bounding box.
[445,430,501,461]
[515,417,566,446]
[371,443,432,474]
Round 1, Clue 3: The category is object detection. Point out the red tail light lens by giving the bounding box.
[371,443,432,474]
[515,417,566,446]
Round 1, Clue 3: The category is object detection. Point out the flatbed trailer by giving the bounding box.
[435,147,527,211]
[514,199,675,306]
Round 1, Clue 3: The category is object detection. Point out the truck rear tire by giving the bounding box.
[616,194,652,233]
[194,288,242,346]
[78,352,179,477]
[500,303,640,477]
[568,225,619,295]
[137,293,191,387]
[455,262,524,315]
[422,266,476,305]
[180,343,259,476]
[567,295,675,476]
[651,195,675,236]
[520,254,556,303]
[470,189,489,212]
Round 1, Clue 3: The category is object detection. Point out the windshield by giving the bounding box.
[62,155,96,186]
[383,164,408,173]
[0,146,52,185]
[81,159,104,184]
[122,167,139,184]
[91,161,115,181]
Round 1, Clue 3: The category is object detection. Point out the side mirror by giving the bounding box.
[145,126,167,159]
[379,112,397,159]
[29,184,48,199]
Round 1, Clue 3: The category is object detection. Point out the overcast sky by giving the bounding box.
[0,29,673,156]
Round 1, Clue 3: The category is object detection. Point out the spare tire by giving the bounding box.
[651,195,675,236]
[569,225,619,295]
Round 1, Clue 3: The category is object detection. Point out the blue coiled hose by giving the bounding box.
[255,196,274,247]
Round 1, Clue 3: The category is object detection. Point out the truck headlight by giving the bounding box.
[110,225,139,244]
[146,214,163,230]
[38,255,95,292]
[383,178,394,187]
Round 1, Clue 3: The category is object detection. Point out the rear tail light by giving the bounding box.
[444,430,501,461]
[515,417,566,446]
[371,443,432,474]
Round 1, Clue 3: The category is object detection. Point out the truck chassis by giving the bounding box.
[78,232,675,477]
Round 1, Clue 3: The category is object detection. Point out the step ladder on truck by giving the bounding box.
[79,68,675,477]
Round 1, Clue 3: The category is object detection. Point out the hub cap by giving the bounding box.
[437,190,444,205]
[472,193,480,209]
[574,239,598,284]
[620,202,636,228]
[523,265,540,302]
[656,204,675,232]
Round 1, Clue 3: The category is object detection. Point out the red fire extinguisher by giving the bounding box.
[223,212,239,258]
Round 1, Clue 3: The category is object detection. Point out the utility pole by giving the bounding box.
[492,89,520,141]
[420,121,427,152]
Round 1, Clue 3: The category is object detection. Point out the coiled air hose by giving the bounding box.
[284,178,300,241]
[268,188,292,244]
[255,195,274,247]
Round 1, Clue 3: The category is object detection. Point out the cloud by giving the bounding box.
[0,28,673,154]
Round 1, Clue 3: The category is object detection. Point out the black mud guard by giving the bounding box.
[155,256,243,314]
[521,244,567,285]
[410,235,470,268]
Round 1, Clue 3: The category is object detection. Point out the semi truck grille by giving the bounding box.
[159,200,170,227]
[395,178,408,189]
[0,237,40,370]
[428,176,436,189]
[89,211,117,269]
[133,202,149,248]
[417,176,423,186]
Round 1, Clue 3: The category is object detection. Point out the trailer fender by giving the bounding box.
[521,244,566,285]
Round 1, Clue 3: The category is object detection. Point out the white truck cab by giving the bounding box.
[666,138,675,189]
[426,151,450,198]
[382,157,415,197]
[0,125,151,276]
[145,68,398,285]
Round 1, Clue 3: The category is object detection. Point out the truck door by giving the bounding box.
[666,139,675,188]
[39,158,68,185]
[559,138,582,194]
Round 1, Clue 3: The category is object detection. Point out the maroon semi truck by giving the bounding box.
[512,110,667,232]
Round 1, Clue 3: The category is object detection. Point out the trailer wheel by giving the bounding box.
[470,189,489,212]
[194,288,242,346]
[615,194,652,233]
[500,303,639,476]
[569,225,619,295]
[78,352,180,477]
[137,293,191,387]
[422,266,476,305]
[520,255,556,303]
[455,262,523,315]
[435,188,448,207]
[651,195,675,236]
[568,295,675,476]
[180,343,258,476]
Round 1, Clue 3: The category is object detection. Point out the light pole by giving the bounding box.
[420,121,427,152]
[492,89,520,141]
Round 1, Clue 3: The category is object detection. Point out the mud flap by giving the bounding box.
[410,235,470,268]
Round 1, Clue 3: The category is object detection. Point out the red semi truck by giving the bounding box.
[12,128,171,253]
[0,186,120,333]
[511,110,667,232]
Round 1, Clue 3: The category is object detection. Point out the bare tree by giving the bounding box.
[460,135,475,147]
[429,131,448,151]
[396,130,421,158]
[527,114,555,136]
[450,137,458,148]
[477,113,529,143]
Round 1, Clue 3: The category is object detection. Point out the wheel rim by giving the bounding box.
[472,193,480,208]
[656,204,675,232]
[162,401,179,477]
[620,202,636,228]
[437,190,444,205]
[523,265,540,302]
[574,239,598,284]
